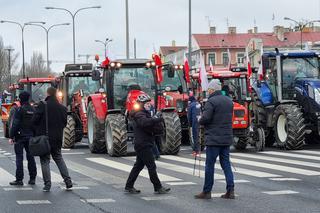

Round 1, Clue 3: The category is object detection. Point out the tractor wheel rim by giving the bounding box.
[88,111,93,145]
[277,114,287,143]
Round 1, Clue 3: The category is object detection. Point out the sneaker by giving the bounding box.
[42,185,51,192]
[221,190,235,199]
[125,187,141,194]
[28,179,36,185]
[154,187,171,194]
[65,180,73,191]
[9,180,23,186]
[194,191,211,199]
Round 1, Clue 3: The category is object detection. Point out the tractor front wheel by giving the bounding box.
[274,104,305,150]
[161,111,182,155]
[87,102,106,153]
[234,137,248,150]
[105,114,127,157]
[254,127,265,152]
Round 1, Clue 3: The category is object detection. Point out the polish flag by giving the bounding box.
[153,54,163,83]
[209,59,214,72]
[257,45,264,80]
[184,56,191,84]
[246,51,252,78]
[199,53,209,91]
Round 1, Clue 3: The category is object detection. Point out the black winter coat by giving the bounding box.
[132,109,163,152]
[32,96,67,149]
[199,91,233,146]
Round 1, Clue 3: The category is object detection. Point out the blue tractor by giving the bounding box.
[251,50,320,149]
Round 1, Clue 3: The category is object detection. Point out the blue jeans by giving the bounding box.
[203,146,234,193]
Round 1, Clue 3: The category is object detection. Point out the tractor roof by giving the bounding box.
[19,77,56,83]
[192,67,248,79]
[64,63,93,72]
[263,50,320,58]
[112,59,150,66]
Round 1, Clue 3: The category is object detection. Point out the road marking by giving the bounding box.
[0,151,6,153]
[125,156,225,180]
[141,196,175,201]
[292,150,320,156]
[61,148,71,151]
[24,161,62,183]
[166,182,197,186]
[3,153,12,156]
[62,152,85,155]
[60,186,89,190]
[231,152,320,169]
[0,137,6,139]
[87,158,181,182]
[269,178,301,181]
[161,155,281,178]
[218,179,250,183]
[211,193,238,198]
[263,151,320,161]
[3,187,33,191]
[262,190,299,195]
[0,167,16,186]
[80,199,115,203]
[17,200,51,205]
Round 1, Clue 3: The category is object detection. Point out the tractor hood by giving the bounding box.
[295,78,320,112]
[295,78,320,90]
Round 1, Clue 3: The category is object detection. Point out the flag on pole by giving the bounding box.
[153,54,163,83]
[209,58,214,72]
[246,51,252,78]
[258,45,264,80]
[227,49,232,70]
[199,53,209,91]
[184,55,191,84]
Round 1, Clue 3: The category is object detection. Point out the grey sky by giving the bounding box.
[1,0,320,74]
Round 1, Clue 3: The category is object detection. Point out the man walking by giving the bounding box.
[187,95,201,155]
[32,87,72,192]
[195,79,235,199]
[9,91,37,186]
[125,94,170,194]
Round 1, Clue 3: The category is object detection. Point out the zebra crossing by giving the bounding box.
[0,147,320,205]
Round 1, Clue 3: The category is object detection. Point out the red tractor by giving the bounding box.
[191,68,265,151]
[57,64,102,148]
[87,55,182,156]
[1,77,57,138]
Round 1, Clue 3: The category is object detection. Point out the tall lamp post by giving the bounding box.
[45,6,101,64]
[0,20,45,78]
[4,47,14,85]
[284,17,320,49]
[188,0,192,69]
[125,0,130,59]
[25,23,70,72]
[95,38,113,58]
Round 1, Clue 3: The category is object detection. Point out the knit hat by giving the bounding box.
[207,79,222,91]
[19,91,30,103]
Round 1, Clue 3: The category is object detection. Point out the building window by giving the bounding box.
[222,52,229,66]
[237,52,245,64]
[207,53,216,65]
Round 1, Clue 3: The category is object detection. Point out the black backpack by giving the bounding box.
[19,105,35,133]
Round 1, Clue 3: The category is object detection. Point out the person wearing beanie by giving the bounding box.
[187,95,201,155]
[195,79,235,200]
[9,91,37,186]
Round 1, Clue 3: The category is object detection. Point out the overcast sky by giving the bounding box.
[1,0,320,74]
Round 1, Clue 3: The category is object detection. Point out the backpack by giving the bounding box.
[19,105,35,132]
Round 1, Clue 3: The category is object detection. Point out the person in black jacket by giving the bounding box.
[195,79,235,200]
[9,91,37,186]
[125,94,170,194]
[32,87,72,192]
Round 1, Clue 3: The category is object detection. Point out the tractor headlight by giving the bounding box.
[57,91,63,98]
[314,88,320,105]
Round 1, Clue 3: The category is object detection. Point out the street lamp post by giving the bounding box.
[284,17,320,49]
[188,0,192,69]
[0,20,45,78]
[45,6,101,64]
[25,23,70,72]
[95,38,113,58]
[125,0,130,59]
[4,48,14,85]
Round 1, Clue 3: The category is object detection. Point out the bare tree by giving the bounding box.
[24,51,53,78]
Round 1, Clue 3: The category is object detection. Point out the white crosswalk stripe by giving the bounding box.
[263,151,320,161]
[0,167,16,186]
[291,150,320,156]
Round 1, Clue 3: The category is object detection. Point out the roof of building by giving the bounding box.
[159,46,187,56]
[193,32,320,49]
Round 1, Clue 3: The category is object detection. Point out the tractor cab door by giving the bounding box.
[263,57,278,103]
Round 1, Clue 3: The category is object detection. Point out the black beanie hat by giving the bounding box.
[19,91,30,103]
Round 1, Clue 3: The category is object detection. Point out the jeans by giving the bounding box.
[203,146,234,193]
[40,147,71,187]
[126,147,162,191]
[14,139,37,181]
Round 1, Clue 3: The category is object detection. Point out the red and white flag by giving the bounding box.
[209,58,214,72]
[257,45,264,80]
[246,51,252,78]
[184,55,191,84]
[199,53,209,91]
[227,49,232,70]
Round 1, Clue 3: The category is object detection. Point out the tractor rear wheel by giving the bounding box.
[274,104,305,150]
[161,111,182,155]
[62,116,76,148]
[87,102,106,153]
[234,137,248,150]
[105,114,127,157]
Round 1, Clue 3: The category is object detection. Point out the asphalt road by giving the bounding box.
[0,127,320,213]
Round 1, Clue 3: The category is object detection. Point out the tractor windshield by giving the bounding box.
[283,57,320,80]
[68,76,100,97]
[161,69,187,93]
[113,67,155,109]
[220,77,248,101]
[30,82,52,101]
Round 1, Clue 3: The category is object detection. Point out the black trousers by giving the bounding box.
[125,147,162,191]
[14,139,37,181]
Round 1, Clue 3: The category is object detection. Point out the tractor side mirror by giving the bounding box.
[91,69,101,81]
[168,65,175,78]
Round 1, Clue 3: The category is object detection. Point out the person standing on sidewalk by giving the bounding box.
[9,91,37,186]
[32,87,72,192]
[195,79,235,199]
[187,95,201,155]
[125,94,170,194]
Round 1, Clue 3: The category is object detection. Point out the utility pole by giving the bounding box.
[4,48,14,85]
[188,0,192,69]
[126,0,130,59]
[134,38,137,59]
